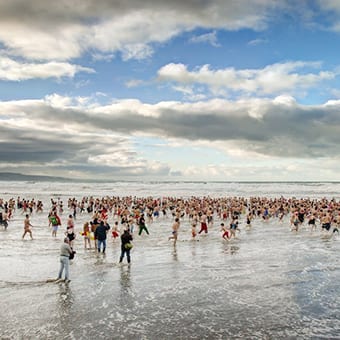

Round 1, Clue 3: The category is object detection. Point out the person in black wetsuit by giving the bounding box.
[298,209,305,224]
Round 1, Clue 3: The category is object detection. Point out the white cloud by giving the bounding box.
[0,23,86,60]
[0,0,282,61]
[2,93,340,159]
[189,31,220,47]
[91,53,115,62]
[0,0,339,64]
[247,38,268,46]
[172,85,207,101]
[157,61,335,97]
[0,56,94,81]
[318,0,340,12]
[125,79,145,88]
[2,93,340,179]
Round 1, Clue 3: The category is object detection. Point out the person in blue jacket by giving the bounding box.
[94,220,110,253]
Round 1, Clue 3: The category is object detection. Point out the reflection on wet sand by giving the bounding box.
[57,282,74,312]
[221,242,240,255]
[119,265,131,291]
[172,247,178,262]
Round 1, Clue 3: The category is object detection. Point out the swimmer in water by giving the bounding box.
[168,218,180,245]
[221,223,231,241]
[22,214,33,240]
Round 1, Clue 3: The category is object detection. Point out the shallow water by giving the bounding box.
[0,181,340,339]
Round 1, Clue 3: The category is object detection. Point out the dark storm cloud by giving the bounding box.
[0,121,113,163]
[0,102,172,177]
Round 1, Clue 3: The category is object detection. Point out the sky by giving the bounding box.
[1,0,340,181]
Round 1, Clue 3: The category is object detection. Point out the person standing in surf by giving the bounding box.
[66,215,76,247]
[198,211,208,234]
[49,211,61,237]
[168,218,180,245]
[95,220,110,253]
[111,221,120,240]
[191,213,198,240]
[138,213,149,236]
[22,214,33,240]
[56,237,73,283]
[119,229,133,264]
[221,222,231,240]
[82,221,91,249]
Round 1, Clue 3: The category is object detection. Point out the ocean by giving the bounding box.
[0,181,339,339]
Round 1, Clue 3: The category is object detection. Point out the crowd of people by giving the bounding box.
[0,195,339,282]
[2,195,340,241]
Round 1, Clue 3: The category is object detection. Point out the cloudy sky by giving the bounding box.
[1,0,340,181]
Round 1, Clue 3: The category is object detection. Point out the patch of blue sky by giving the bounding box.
[0,79,63,101]
[131,135,229,166]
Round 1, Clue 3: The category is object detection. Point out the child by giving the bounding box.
[221,223,231,240]
[112,221,120,239]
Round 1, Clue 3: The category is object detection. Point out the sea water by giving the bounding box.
[0,181,339,339]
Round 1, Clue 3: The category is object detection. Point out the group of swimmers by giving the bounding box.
[1,195,339,246]
[2,194,339,284]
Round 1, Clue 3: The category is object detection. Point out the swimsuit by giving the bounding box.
[322,223,331,231]
[223,230,230,238]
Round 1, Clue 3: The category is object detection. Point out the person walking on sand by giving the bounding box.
[22,214,33,239]
[119,229,133,264]
[168,218,180,245]
[56,237,73,283]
